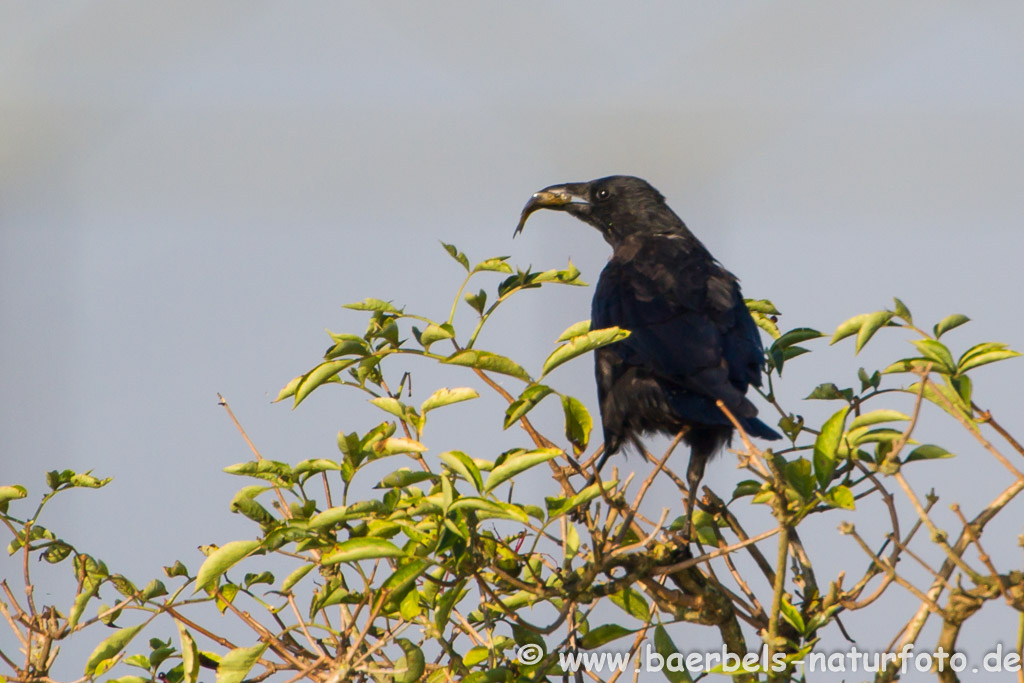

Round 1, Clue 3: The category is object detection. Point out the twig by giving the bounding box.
[218,394,293,520]
[844,527,946,617]
[882,478,1024,681]
[923,378,1024,481]
[611,431,685,551]
[655,526,782,575]
[766,524,790,678]
[950,503,1016,608]
[893,472,980,581]
[973,402,1024,459]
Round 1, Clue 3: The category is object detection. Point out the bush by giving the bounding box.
[3,243,1023,683]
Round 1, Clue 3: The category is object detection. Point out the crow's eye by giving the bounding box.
[595,188,611,201]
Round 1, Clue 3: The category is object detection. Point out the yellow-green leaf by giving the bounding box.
[421,387,479,414]
[483,449,561,493]
[194,540,261,593]
[443,350,531,381]
[813,407,849,489]
[322,538,404,565]
[215,643,267,683]
[84,624,145,676]
[557,320,591,342]
[541,327,630,377]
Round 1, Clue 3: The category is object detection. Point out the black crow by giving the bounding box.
[515,175,781,536]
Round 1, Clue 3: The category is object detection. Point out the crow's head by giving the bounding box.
[514,175,684,247]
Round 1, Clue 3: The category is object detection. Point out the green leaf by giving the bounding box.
[778,415,804,441]
[849,410,911,431]
[139,579,167,601]
[324,333,371,359]
[274,374,302,402]
[369,396,414,421]
[382,560,429,608]
[215,643,268,683]
[294,359,357,406]
[750,310,781,339]
[557,319,592,342]
[176,621,200,683]
[532,260,585,286]
[813,407,849,489]
[473,256,513,274]
[892,298,913,325]
[194,540,262,593]
[561,395,593,455]
[934,314,969,338]
[732,479,765,499]
[541,327,630,377]
[745,299,780,315]
[805,383,852,401]
[882,358,933,375]
[910,339,956,374]
[483,448,561,493]
[281,564,314,592]
[444,349,531,381]
[824,485,855,510]
[610,587,650,621]
[441,242,470,271]
[377,469,436,488]
[439,451,483,493]
[906,445,956,462]
[503,384,554,429]
[957,343,1021,374]
[545,480,617,519]
[373,437,428,456]
[908,379,971,421]
[0,485,27,513]
[858,367,882,391]
[951,375,972,407]
[779,596,806,634]
[654,625,693,683]
[322,538,404,564]
[564,521,580,556]
[84,624,145,676]
[394,639,426,683]
[463,646,489,668]
[449,498,529,524]
[579,624,635,649]
[419,323,456,347]
[830,313,869,345]
[434,579,467,633]
[784,458,814,501]
[343,298,401,313]
[421,387,479,414]
[465,289,487,314]
[856,311,895,353]
[399,588,421,621]
[772,327,823,349]
[293,459,342,476]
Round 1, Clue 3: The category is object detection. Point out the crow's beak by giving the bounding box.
[513,184,588,237]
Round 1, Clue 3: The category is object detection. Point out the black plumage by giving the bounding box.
[515,175,781,535]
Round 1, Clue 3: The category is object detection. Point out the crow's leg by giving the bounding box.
[682,450,709,543]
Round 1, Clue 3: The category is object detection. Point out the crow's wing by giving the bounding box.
[591,235,764,409]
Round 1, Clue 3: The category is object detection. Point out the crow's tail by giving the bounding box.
[739,415,782,441]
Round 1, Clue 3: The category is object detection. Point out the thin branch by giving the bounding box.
[766,524,790,678]
[655,526,782,575]
[950,503,1017,608]
[844,526,946,617]
[923,378,1024,481]
[973,402,1024,459]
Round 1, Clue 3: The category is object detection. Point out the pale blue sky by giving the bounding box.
[3,3,1024,678]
